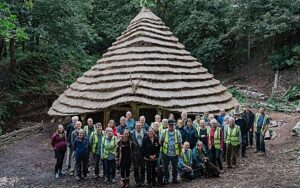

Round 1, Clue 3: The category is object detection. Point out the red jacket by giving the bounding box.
[51,133,67,151]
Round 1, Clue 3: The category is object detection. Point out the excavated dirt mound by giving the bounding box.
[0,112,299,188]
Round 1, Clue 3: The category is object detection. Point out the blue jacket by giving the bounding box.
[74,137,88,159]
[183,126,197,148]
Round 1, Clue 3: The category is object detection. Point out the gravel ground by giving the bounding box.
[0,112,299,188]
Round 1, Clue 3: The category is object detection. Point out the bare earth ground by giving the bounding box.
[0,112,300,188]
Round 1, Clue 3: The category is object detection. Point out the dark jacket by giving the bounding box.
[130,130,147,156]
[74,137,88,159]
[183,126,198,148]
[235,118,248,137]
[176,126,186,144]
[243,110,255,131]
[66,122,75,144]
[141,136,160,161]
[51,133,67,151]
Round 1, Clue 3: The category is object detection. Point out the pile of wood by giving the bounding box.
[0,123,43,148]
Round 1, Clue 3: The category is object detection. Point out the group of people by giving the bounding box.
[50,105,270,187]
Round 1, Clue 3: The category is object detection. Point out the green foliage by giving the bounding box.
[139,0,156,8]
[227,87,246,104]
[0,2,27,41]
[268,45,300,71]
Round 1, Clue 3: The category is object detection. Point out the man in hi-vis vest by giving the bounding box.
[254,107,270,154]
[160,119,182,185]
[225,117,242,168]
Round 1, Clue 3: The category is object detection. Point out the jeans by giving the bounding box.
[249,131,254,146]
[70,151,76,172]
[162,154,179,181]
[104,159,116,180]
[54,149,66,173]
[242,135,247,156]
[209,146,223,170]
[146,161,156,185]
[226,144,238,167]
[121,162,131,180]
[133,154,145,184]
[65,145,73,168]
[76,154,88,178]
[93,154,101,176]
[222,143,227,161]
[256,132,266,152]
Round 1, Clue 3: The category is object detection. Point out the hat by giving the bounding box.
[168,119,176,126]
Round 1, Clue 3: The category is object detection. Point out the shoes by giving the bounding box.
[99,173,104,178]
[82,176,87,180]
[75,176,81,181]
[104,177,110,183]
[140,183,146,187]
[232,165,236,168]
[111,178,117,183]
[69,171,74,176]
[173,179,179,184]
[254,150,259,153]
[226,165,232,168]
[242,155,247,158]
[55,173,60,179]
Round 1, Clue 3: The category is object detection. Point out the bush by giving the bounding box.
[268,45,300,71]
[227,87,246,103]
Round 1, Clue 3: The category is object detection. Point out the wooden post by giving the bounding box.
[131,103,139,120]
[103,110,110,128]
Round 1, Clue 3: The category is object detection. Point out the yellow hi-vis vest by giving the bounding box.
[182,149,192,165]
[226,125,239,146]
[162,130,180,156]
[254,113,269,132]
[213,127,221,149]
[92,132,103,153]
[102,136,116,159]
[84,125,95,139]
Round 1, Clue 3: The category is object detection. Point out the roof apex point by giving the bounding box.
[130,7,161,24]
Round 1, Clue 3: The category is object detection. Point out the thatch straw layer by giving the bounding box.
[48,7,238,117]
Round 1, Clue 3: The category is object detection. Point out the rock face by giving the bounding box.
[292,122,300,136]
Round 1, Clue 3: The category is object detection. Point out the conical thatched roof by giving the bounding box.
[48,8,238,117]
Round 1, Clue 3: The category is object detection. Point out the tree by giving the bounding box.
[0,2,27,66]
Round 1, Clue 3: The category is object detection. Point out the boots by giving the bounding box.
[125,179,130,188]
[120,179,126,188]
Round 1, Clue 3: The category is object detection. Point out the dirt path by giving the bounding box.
[0,112,300,188]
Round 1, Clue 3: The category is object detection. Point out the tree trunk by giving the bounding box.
[9,38,16,69]
[247,34,251,62]
[0,38,4,63]
[273,70,279,94]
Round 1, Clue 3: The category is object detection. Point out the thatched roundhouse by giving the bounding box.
[48,8,238,124]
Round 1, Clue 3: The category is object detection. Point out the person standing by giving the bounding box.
[160,119,182,184]
[242,105,255,148]
[140,116,150,132]
[116,128,133,188]
[222,115,231,162]
[231,104,241,118]
[74,129,89,181]
[183,118,197,149]
[131,121,147,187]
[178,141,193,180]
[101,127,118,183]
[70,121,83,176]
[197,120,211,150]
[225,117,242,168]
[51,124,67,179]
[201,111,210,124]
[181,111,188,126]
[66,116,78,169]
[108,119,117,136]
[117,116,127,138]
[216,109,226,126]
[176,119,186,144]
[83,118,95,169]
[235,111,248,157]
[209,119,224,171]
[125,111,136,131]
[254,107,270,155]
[89,123,104,178]
[159,118,168,135]
[193,114,201,128]
[152,114,163,132]
[142,128,160,187]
